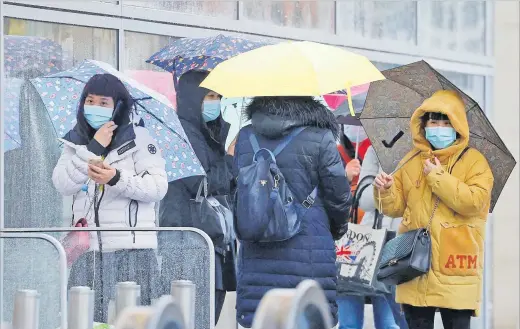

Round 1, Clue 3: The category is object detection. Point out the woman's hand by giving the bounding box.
[423,157,441,176]
[88,162,116,184]
[93,121,118,147]
[374,172,394,191]
[227,137,237,156]
[345,159,361,182]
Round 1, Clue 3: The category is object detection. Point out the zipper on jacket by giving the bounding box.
[127,171,150,244]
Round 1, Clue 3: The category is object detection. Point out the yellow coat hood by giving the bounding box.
[410,90,469,163]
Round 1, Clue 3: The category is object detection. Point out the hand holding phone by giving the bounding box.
[88,158,104,168]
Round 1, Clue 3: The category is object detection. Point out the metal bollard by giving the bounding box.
[170,280,195,329]
[115,282,141,318]
[68,286,94,329]
[12,289,40,329]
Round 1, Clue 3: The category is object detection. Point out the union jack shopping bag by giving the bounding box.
[335,212,392,295]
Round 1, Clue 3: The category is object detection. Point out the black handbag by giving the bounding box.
[376,197,439,285]
[190,177,234,246]
[376,147,470,285]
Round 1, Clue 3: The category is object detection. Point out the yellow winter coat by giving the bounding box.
[375,90,494,314]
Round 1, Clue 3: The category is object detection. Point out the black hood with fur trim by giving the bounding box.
[246,96,339,139]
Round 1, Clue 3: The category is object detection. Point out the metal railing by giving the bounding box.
[0,228,215,329]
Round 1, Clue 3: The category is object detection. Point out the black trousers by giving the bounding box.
[215,289,227,324]
[402,304,472,329]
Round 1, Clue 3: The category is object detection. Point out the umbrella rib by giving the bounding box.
[133,99,189,145]
[4,132,22,147]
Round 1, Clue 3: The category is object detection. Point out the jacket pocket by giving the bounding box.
[438,222,481,277]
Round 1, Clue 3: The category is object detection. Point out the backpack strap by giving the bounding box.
[273,127,306,156]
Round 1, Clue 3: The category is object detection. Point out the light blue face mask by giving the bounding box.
[202,100,221,122]
[84,105,113,129]
[425,126,457,149]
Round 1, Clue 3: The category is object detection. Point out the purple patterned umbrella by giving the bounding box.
[3,78,24,152]
[146,34,271,83]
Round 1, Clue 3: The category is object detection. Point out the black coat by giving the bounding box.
[159,71,233,291]
[233,97,353,327]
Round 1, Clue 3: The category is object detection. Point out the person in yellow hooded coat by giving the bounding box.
[374,90,494,329]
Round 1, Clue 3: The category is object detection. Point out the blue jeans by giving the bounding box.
[386,286,409,329]
[337,295,400,329]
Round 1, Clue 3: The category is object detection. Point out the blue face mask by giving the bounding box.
[425,126,457,149]
[202,100,221,122]
[84,105,113,129]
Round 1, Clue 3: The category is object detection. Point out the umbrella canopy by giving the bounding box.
[324,83,370,110]
[146,34,270,81]
[200,41,384,116]
[360,60,516,212]
[30,59,205,181]
[125,70,177,109]
[3,78,24,152]
[4,35,65,77]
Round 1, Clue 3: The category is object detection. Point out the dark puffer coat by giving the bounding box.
[233,97,352,327]
[159,71,233,291]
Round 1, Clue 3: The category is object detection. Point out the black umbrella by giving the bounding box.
[360,60,516,212]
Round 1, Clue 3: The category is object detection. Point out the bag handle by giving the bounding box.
[195,177,209,202]
[249,127,306,158]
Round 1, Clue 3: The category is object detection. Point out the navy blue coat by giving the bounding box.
[159,71,233,291]
[233,97,352,327]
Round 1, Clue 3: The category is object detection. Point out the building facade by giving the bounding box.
[0,1,517,328]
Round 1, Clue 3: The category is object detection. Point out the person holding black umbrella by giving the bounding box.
[374,90,494,329]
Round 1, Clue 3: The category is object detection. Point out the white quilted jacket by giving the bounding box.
[52,126,168,251]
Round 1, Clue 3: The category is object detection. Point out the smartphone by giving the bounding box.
[88,158,104,168]
[111,100,123,122]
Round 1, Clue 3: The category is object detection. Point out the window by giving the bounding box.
[124,31,178,71]
[419,1,487,55]
[338,1,417,46]
[241,0,335,32]
[3,18,118,228]
[124,0,239,19]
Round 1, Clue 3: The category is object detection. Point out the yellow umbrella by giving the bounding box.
[200,41,385,116]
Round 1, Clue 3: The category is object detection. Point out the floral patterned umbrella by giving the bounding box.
[29,59,205,181]
[3,78,24,152]
[146,34,271,82]
[4,35,65,77]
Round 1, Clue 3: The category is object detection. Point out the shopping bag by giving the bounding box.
[61,218,90,267]
[335,212,390,295]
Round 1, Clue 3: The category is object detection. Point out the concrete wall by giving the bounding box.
[492,2,520,329]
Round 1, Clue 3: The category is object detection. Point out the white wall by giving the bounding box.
[492,2,520,329]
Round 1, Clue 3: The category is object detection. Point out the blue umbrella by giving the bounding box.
[3,36,65,152]
[3,78,24,152]
[4,35,65,77]
[146,34,270,81]
[30,59,205,181]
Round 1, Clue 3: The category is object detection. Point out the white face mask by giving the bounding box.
[343,125,367,143]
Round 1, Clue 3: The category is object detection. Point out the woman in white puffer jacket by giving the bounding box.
[52,73,168,322]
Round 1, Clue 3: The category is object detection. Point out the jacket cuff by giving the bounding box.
[87,139,106,156]
[107,169,121,186]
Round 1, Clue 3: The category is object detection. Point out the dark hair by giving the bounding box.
[421,112,450,126]
[77,73,134,125]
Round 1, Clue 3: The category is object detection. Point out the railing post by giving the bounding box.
[12,290,40,329]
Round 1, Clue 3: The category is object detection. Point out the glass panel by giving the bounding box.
[1,229,213,329]
[124,0,238,19]
[2,18,118,229]
[2,237,62,329]
[124,31,178,71]
[241,0,335,33]
[419,1,486,55]
[338,1,417,45]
